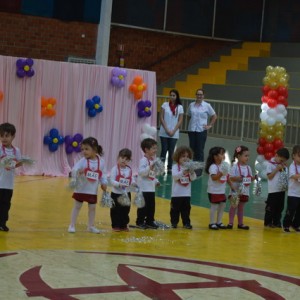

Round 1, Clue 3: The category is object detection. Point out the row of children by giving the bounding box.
[1,122,300,233]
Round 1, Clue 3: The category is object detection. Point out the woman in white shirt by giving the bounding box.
[187,89,217,172]
[159,89,184,174]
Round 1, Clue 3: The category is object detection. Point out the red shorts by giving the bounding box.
[72,193,97,204]
[209,193,226,203]
[239,195,249,202]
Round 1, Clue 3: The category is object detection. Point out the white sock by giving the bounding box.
[70,200,83,227]
[88,203,96,228]
[210,204,218,224]
[217,202,226,224]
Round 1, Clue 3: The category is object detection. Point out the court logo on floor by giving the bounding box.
[1,251,300,299]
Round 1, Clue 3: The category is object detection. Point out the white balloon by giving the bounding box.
[281,119,287,125]
[282,109,287,117]
[256,155,265,164]
[260,111,268,121]
[142,123,157,136]
[255,163,263,172]
[276,104,285,113]
[267,108,277,117]
[261,103,269,111]
[266,117,276,126]
[275,113,285,122]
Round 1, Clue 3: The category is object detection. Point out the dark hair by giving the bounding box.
[0,123,16,136]
[205,146,225,174]
[141,138,157,152]
[292,145,300,156]
[118,148,132,160]
[276,147,290,160]
[169,89,182,106]
[173,146,193,163]
[231,145,249,164]
[196,88,205,96]
[81,137,103,156]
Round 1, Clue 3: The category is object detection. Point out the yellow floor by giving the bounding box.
[1,176,300,299]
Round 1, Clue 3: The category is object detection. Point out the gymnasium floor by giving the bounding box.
[1,174,300,299]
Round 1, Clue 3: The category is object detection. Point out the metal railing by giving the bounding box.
[157,95,300,147]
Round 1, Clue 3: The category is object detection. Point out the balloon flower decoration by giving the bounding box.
[255,65,289,179]
[137,100,152,118]
[111,67,127,88]
[43,128,64,152]
[129,76,147,100]
[0,91,3,101]
[65,134,83,154]
[16,58,35,78]
[140,123,157,141]
[86,95,103,117]
[41,97,56,117]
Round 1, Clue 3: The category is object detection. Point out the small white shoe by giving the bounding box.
[68,225,76,233]
[87,226,100,234]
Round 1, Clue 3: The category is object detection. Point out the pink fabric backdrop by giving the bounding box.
[0,55,157,176]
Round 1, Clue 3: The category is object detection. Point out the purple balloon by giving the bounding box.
[64,135,72,145]
[111,76,119,86]
[138,110,146,118]
[26,58,34,67]
[86,99,93,108]
[16,69,26,78]
[112,67,120,76]
[118,80,125,88]
[120,69,127,77]
[74,146,81,153]
[145,111,152,117]
[137,101,145,110]
[27,69,35,77]
[66,145,74,154]
[144,100,152,107]
[73,133,83,143]
[16,59,25,68]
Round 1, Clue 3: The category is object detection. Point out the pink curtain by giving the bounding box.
[0,55,157,176]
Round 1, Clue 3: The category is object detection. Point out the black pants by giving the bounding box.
[264,191,285,226]
[136,192,155,225]
[188,131,207,162]
[283,196,300,228]
[110,192,131,228]
[160,137,177,170]
[0,189,13,226]
[170,196,191,226]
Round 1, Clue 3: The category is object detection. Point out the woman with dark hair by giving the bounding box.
[159,89,184,174]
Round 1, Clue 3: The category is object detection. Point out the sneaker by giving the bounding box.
[238,224,250,230]
[217,223,227,229]
[283,227,290,233]
[136,223,147,229]
[292,226,300,232]
[87,226,101,234]
[112,227,121,232]
[208,224,219,230]
[183,224,193,229]
[171,224,177,229]
[227,224,233,229]
[0,225,9,232]
[146,222,158,229]
[68,225,75,233]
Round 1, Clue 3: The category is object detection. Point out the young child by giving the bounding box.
[68,137,107,234]
[0,123,22,232]
[282,145,300,232]
[264,147,290,228]
[110,148,135,232]
[227,145,255,230]
[136,138,160,229]
[205,146,231,230]
[170,146,196,229]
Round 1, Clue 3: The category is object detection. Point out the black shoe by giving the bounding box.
[167,169,172,175]
[292,226,300,232]
[183,224,193,229]
[274,223,282,228]
[217,223,227,229]
[0,225,9,232]
[171,224,177,229]
[227,224,233,229]
[238,224,250,230]
[146,222,158,229]
[283,227,290,233]
[208,224,219,230]
[136,223,147,229]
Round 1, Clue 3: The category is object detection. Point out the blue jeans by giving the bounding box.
[160,137,178,170]
[188,131,207,162]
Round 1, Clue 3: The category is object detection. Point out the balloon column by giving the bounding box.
[255,66,289,179]
[43,128,64,152]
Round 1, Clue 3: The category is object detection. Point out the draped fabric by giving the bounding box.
[0,55,157,176]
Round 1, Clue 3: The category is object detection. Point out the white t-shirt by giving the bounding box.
[171,163,196,197]
[288,162,300,197]
[110,165,135,194]
[187,101,216,132]
[72,155,107,195]
[266,158,287,193]
[207,163,227,194]
[229,163,253,196]
[137,156,159,192]
[159,102,184,139]
[0,146,21,189]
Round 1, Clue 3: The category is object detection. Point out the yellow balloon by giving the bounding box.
[259,129,268,138]
[274,130,283,139]
[278,77,287,86]
[72,141,78,147]
[275,122,284,131]
[260,122,268,131]
[94,104,99,109]
[267,126,275,134]
[24,65,30,72]
[266,134,274,142]
[262,76,270,85]
[268,72,277,79]
[53,138,58,144]
[269,81,278,89]
[266,65,274,73]
[47,104,52,110]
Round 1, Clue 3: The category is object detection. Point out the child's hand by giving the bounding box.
[155,181,161,187]
[276,164,285,171]
[101,184,107,191]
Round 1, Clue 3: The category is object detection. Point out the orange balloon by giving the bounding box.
[0,91,3,101]
[41,98,48,107]
[129,84,137,93]
[134,91,143,100]
[49,97,57,105]
[133,76,143,85]
[41,107,47,116]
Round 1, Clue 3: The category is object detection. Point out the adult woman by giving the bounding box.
[159,89,184,174]
[187,89,217,169]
